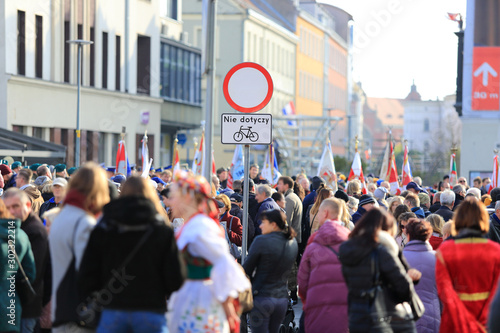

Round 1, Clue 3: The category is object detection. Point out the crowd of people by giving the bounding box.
[2,160,500,333]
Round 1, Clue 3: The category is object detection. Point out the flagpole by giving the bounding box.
[241,144,250,264]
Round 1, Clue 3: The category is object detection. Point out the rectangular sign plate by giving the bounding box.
[221,113,272,145]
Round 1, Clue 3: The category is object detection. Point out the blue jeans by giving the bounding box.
[97,309,167,333]
[249,297,288,333]
[20,318,37,333]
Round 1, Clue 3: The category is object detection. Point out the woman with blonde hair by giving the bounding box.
[387,196,405,215]
[78,176,184,332]
[168,171,250,333]
[346,180,361,198]
[49,162,110,332]
[437,197,500,332]
[426,213,445,250]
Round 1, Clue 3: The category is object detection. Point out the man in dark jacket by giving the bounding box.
[351,194,378,224]
[429,192,441,213]
[488,201,500,243]
[230,193,255,247]
[254,184,280,236]
[3,188,50,332]
[452,184,466,211]
[488,187,500,210]
[243,179,259,222]
[0,164,17,190]
[434,189,455,222]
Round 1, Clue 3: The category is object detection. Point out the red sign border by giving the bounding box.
[223,62,273,113]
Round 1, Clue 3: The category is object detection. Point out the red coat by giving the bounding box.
[429,234,443,250]
[220,212,243,246]
[436,236,500,332]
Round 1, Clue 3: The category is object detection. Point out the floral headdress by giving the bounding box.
[173,170,211,198]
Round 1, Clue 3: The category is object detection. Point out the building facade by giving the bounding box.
[0,0,201,168]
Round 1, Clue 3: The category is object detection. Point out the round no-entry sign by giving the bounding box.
[223,62,273,113]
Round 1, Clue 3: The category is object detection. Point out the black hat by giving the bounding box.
[406,181,424,193]
[334,190,349,203]
[359,194,376,207]
[214,199,225,208]
[230,193,243,202]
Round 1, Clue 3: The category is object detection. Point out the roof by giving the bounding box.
[233,0,297,32]
[366,97,404,128]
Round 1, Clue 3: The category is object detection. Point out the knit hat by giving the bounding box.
[334,190,349,203]
[359,194,376,207]
[418,192,430,205]
[54,164,66,173]
[374,187,388,200]
[0,164,12,175]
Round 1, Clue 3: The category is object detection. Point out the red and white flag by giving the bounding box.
[115,139,131,177]
[401,142,412,189]
[317,141,338,192]
[491,155,499,194]
[192,132,204,175]
[447,13,461,22]
[348,151,367,194]
[387,141,401,195]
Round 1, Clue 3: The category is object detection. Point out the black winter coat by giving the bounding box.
[78,195,185,312]
[339,239,414,332]
[20,213,50,318]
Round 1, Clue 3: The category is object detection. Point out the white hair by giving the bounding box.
[466,187,481,200]
[256,184,272,198]
[440,190,456,206]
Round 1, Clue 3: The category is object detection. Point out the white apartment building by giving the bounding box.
[0,0,202,167]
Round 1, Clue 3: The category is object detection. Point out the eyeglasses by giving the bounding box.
[459,180,466,183]
[400,224,406,230]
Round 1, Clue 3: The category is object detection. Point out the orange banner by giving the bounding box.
[472,47,500,111]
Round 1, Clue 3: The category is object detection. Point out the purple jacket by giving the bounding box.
[297,220,349,333]
[403,240,441,333]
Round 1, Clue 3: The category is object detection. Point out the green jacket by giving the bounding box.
[0,218,36,332]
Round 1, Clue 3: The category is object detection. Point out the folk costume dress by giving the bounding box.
[436,230,500,332]
[167,213,250,333]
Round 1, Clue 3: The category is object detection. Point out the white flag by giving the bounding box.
[317,141,338,192]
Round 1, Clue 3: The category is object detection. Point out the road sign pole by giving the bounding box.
[241,144,250,264]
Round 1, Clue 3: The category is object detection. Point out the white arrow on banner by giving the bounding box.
[474,62,498,86]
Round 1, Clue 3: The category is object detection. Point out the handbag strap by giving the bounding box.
[102,224,154,288]
[10,243,36,295]
[325,245,340,259]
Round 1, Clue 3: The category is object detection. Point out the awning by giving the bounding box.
[0,128,66,165]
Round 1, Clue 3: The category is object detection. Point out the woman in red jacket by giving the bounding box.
[216,194,243,246]
[436,197,500,332]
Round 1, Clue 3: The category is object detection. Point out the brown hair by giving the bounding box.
[405,193,420,207]
[310,187,333,216]
[426,214,444,234]
[279,176,294,189]
[406,218,432,242]
[0,199,13,219]
[393,204,410,221]
[17,169,33,184]
[349,208,394,247]
[454,196,490,234]
[66,162,110,215]
[121,176,169,220]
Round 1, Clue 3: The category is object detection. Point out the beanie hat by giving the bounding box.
[334,190,349,203]
[374,187,388,200]
[0,164,12,175]
[359,194,376,207]
[418,192,430,205]
[29,163,41,172]
[67,167,78,175]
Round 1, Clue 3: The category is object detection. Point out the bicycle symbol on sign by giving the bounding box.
[233,126,259,142]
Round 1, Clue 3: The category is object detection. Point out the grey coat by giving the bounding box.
[284,189,303,243]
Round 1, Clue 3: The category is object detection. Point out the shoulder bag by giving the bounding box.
[11,244,37,306]
[224,216,242,260]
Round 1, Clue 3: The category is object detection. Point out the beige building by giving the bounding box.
[0,0,202,167]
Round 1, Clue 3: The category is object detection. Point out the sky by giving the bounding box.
[321,0,467,101]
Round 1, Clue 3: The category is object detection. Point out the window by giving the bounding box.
[90,27,95,86]
[160,40,201,104]
[77,24,83,84]
[424,118,430,132]
[17,11,26,75]
[35,15,43,78]
[116,35,121,90]
[102,32,108,88]
[167,0,178,20]
[137,35,151,95]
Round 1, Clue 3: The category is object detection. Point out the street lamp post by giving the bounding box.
[67,39,93,167]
